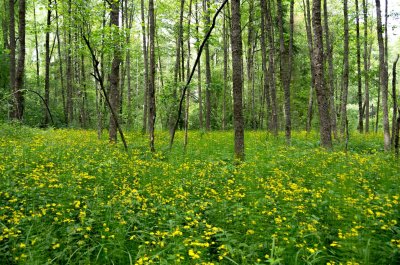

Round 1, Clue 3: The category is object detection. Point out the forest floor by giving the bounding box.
[0,124,399,264]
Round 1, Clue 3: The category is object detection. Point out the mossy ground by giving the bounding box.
[0,124,399,264]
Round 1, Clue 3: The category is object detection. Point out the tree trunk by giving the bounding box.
[222,3,228,130]
[126,0,133,128]
[13,0,26,120]
[312,0,332,148]
[260,0,271,132]
[44,0,52,126]
[363,0,369,132]
[323,0,336,139]
[303,0,315,133]
[9,0,16,118]
[340,0,349,137]
[55,1,66,124]
[66,0,74,125]
[148,0,156,152]
[391,55,399,145]
[375,0,390,150]
[33,1,40,89]
[184,0,193,148]
[266,0,278,136]
[204,0,212,131]
[356,0,363,133]
[109,0,121,143]
[246,0,255,128]
[231,0,245,160]
[141,0,149,133]
[195,0,203,129]
[277,0,291,144]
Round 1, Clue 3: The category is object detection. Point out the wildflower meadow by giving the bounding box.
[0,124,399,264]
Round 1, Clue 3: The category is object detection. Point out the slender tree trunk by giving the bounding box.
[303,0,315,133]
[44,0,52,126]
[323,0,337,139]
[375,0,390,150]
[109,0,121,143]
[340,0,349,137]
[33,1,40,89]
[363,0,370,132]
[148,0,156,151]
[277,0,291,144]
[141,0,149,133]
[9,0,16,118]
[260,0,271,132]
[246,0,255,128]
[196,0,203,129]
[355,0,363,133]
[391,55,399,145]
[13,0,26,120]
[184,0,193,148]
[222,4,228,130]
[231,0,245,160]
[204,0,212,131]
[55,1,66,124]
[313,0,332,148]
[267,0,278,136]
[126,0,133,128]
[66,0,73,124]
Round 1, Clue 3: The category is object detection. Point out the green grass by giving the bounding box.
[0,124,399,264]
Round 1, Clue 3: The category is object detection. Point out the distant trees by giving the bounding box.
[1,0,400,155]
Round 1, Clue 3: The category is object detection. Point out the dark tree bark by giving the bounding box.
[126,0,133,128]
[363,0,370,132]
[148,0,156,152]
[231,0,245,160]
[13,0,26,120]
[141,0,149,133]
[340,0,349,137]
[312,0,332,148]
[375,0,390,150]
[109,0,121,143]
[44,0,52,126]
[204,0,212,131]
[356,0,363,133]
[391,55,399,146]
[260,0,271,132]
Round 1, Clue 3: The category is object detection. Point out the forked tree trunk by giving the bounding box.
[44,0,52,126]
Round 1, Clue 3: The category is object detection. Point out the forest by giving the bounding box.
[0,0,400,264]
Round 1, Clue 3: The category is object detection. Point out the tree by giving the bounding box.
[148,0,156,152]
[231,0,245,160]
[312,0,332,148]
[109,0,121,143]
[363,0,370,132]
[375,0,390,151]
[140,0,149,133]
[340,0,349,137]
[355,0,363,133]
[204,0,212,131]
[44,0,52,126]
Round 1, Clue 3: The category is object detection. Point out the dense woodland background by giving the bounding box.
[0,0,400,155]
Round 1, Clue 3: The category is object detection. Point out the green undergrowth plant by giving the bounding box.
[0,124,399,264]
